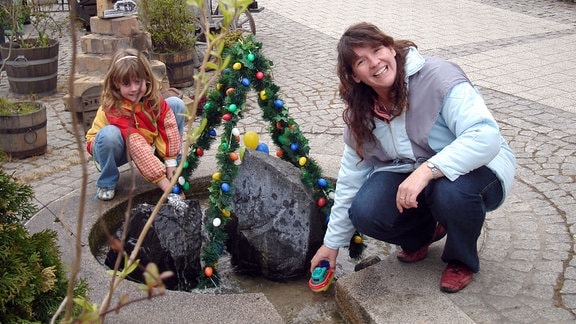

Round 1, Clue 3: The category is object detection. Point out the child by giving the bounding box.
[86,48,187,201]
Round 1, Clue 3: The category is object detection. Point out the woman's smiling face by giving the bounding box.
[351,45,397,95]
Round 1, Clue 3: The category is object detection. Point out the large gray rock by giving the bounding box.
[228,150,325,280]
[105,196,203,291]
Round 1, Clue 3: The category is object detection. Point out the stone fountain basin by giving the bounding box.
[24,152,472,323]
[25,170,284,323]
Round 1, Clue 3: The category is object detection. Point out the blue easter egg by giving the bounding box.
[274,99,284,108]
[290,143,299,151]
[172,186,181,194]
[256,143,269,154]
[242,78,251,86]
[221,183,230,192]
[317,178,327,187]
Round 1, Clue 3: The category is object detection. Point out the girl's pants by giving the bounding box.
[92,96,186,190]
[348,166,503,272]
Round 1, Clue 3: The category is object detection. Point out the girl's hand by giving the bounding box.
[309,244,339,273]
[166,166,176,181]
[164,167,186,199]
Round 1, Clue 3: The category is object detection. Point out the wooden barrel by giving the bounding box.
[0,39,59,97]
[0,102,47,159]
[151,49,195,88]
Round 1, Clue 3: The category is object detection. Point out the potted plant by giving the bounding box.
[0,97,47,159]
[0,0,63,97]
[138,0,197,88]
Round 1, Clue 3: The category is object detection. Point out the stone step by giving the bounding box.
[74,53,166,78]
[80,32,151,55]
[89,15,140,38]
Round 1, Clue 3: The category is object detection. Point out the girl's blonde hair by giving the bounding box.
[101,48,162,117]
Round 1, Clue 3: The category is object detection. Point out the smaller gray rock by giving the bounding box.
[105,195,203,291]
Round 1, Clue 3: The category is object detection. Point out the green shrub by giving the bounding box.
[138,0,196,53]
[0,163,36,225]
[0,159,89,322]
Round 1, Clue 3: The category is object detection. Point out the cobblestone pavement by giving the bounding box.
[1,0,575,322]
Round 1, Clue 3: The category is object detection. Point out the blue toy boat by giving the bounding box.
[308,260,334,292]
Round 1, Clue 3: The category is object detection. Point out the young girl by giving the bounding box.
[86,48,187,201]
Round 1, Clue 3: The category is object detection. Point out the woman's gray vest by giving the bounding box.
[344,56,471,166]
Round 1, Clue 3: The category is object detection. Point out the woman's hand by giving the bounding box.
[396,163,437,213]
[309,244,339,273]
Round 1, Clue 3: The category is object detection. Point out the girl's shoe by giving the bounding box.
[97,187,115,201]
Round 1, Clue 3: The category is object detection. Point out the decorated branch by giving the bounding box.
[178,35,365,288]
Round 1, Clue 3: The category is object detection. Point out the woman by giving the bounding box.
[309,22,515,293]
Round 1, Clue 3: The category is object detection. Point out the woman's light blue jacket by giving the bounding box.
[324,47,516,249]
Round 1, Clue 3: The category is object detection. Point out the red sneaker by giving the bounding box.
[396,223,446,263]
[440,262,473,293]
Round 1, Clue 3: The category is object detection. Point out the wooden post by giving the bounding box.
[96,0,114,18]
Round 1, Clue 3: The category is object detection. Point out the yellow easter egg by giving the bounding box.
[244,131,259,150]
[212,172,221,181]
[299,157,307,166]
[259,90,267,100]
[233,62,242,70]
[221,209,231,217]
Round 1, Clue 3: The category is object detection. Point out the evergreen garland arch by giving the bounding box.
[179,36,364,288]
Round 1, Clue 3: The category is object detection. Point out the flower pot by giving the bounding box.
[151,48,195,88]
[0,102,47,159]
[0,39,59,97]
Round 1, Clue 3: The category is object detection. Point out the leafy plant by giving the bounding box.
[0,1,63,48]
[0,0,27,36]
[0,97,41,116]
[50,0,255,321]
[138,0,196,53]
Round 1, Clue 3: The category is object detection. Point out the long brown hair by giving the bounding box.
[101,48,162,117]
[337,22,416,159]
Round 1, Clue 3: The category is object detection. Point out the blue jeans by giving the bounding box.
[349,166,503,272]
[92,96,186,190]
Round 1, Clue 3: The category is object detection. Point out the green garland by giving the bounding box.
[179,35,365,288]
